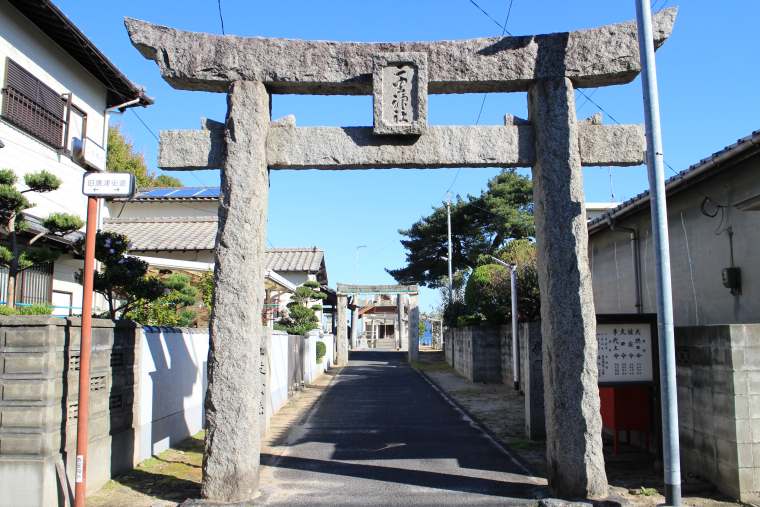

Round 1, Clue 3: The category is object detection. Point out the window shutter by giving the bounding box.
[2,58,65,148]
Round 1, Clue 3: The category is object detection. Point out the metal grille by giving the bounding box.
[1,59,64,148]
[0,262,54,305]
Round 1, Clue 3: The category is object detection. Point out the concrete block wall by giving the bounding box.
[2,318,333,507]
[676,324,760,504]
[0,316,139,507]
[444,326,501,383]
[499,324,527,389]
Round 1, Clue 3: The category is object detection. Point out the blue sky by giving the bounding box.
[56,0,759,311]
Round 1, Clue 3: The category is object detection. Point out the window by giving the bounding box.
[1,58,65,148]
[0,262,54,306]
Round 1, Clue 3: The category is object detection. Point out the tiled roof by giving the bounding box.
[103,216,217,251]
[588,129,760,234]
[264,247,325,273]
[103,217,326,277]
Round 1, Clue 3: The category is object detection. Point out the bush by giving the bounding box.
[17,304,53,315]
[0,304,53,316]
[316,341,326,363]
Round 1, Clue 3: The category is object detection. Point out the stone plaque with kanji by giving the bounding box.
[373,52,427,135]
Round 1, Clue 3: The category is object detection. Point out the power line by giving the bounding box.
[131,109,158,140]
[217,0,226,35]
[446,0,516,196]
[575,89,623,125]
[468,0,513,35]
[130,109,210,188]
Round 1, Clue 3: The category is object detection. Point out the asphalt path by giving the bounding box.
[257,351,546,506]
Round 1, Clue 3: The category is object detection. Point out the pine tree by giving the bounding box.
[0,169,83,307]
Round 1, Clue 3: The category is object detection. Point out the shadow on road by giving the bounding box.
[263,351,548,502]
[261,453,545,499]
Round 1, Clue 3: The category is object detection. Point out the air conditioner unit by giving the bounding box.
[72,137,106,172]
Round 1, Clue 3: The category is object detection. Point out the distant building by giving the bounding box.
[104,187,330,325]
[0,0,151,314]
[585,202,619,221]
[588,130,760,326]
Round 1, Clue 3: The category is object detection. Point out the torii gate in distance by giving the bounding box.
[125,8,676,503]
[335,283,420,361]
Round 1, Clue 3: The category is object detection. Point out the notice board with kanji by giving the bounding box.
[596,315,658,385]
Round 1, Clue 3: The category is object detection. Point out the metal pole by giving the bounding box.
[73,196,98,507]
[446,195,453,304]
[490,255,520,390]
[510,265,519,391]
[634,2,681,504]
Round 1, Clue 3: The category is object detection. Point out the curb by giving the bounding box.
[413,366,539,477]
[414,367,630,507]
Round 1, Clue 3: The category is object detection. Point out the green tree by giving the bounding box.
[0,169,83,307]
[107,126,182,189]
[76,231,165,319]
[198,270,214,311]
[276,280,327,335]
[461,239,541,325]
[464,263,511,324]
[127,273,199,326]
[387,169,533,288]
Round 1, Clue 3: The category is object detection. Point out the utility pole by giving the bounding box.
[490,255,519,390]
[446,194,454,305]
[635,1,681,505]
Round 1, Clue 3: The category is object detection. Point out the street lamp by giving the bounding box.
[490,255,520,391]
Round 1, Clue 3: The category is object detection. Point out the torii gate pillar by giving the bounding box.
[336,294,349,366]
[203,81,269,501]
[529,77,606,496]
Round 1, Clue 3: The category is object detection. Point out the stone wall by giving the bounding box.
[676,324,760,503]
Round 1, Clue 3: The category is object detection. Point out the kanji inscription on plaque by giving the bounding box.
[373,52,427,135]
[597,323,653,383]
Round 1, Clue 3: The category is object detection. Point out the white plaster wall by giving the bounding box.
[51,255,83,316]
[137,327,209,460]
[135,250,215,264]
[0,2,117,315]
[0,1,108,222]
[590,154,760,326]
[267,330,289,420]
[303,331,319,384]
[320,333,335,371]
[106,200,218,219]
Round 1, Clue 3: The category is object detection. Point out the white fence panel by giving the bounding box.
[137,327,209,460]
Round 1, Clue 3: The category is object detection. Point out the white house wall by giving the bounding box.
[106,200,218,218]
[0,0,109,222]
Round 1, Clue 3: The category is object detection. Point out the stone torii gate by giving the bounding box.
[125,8,676,502]
[336,283,420,362]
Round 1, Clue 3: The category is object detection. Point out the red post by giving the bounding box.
[73,196,98,507]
